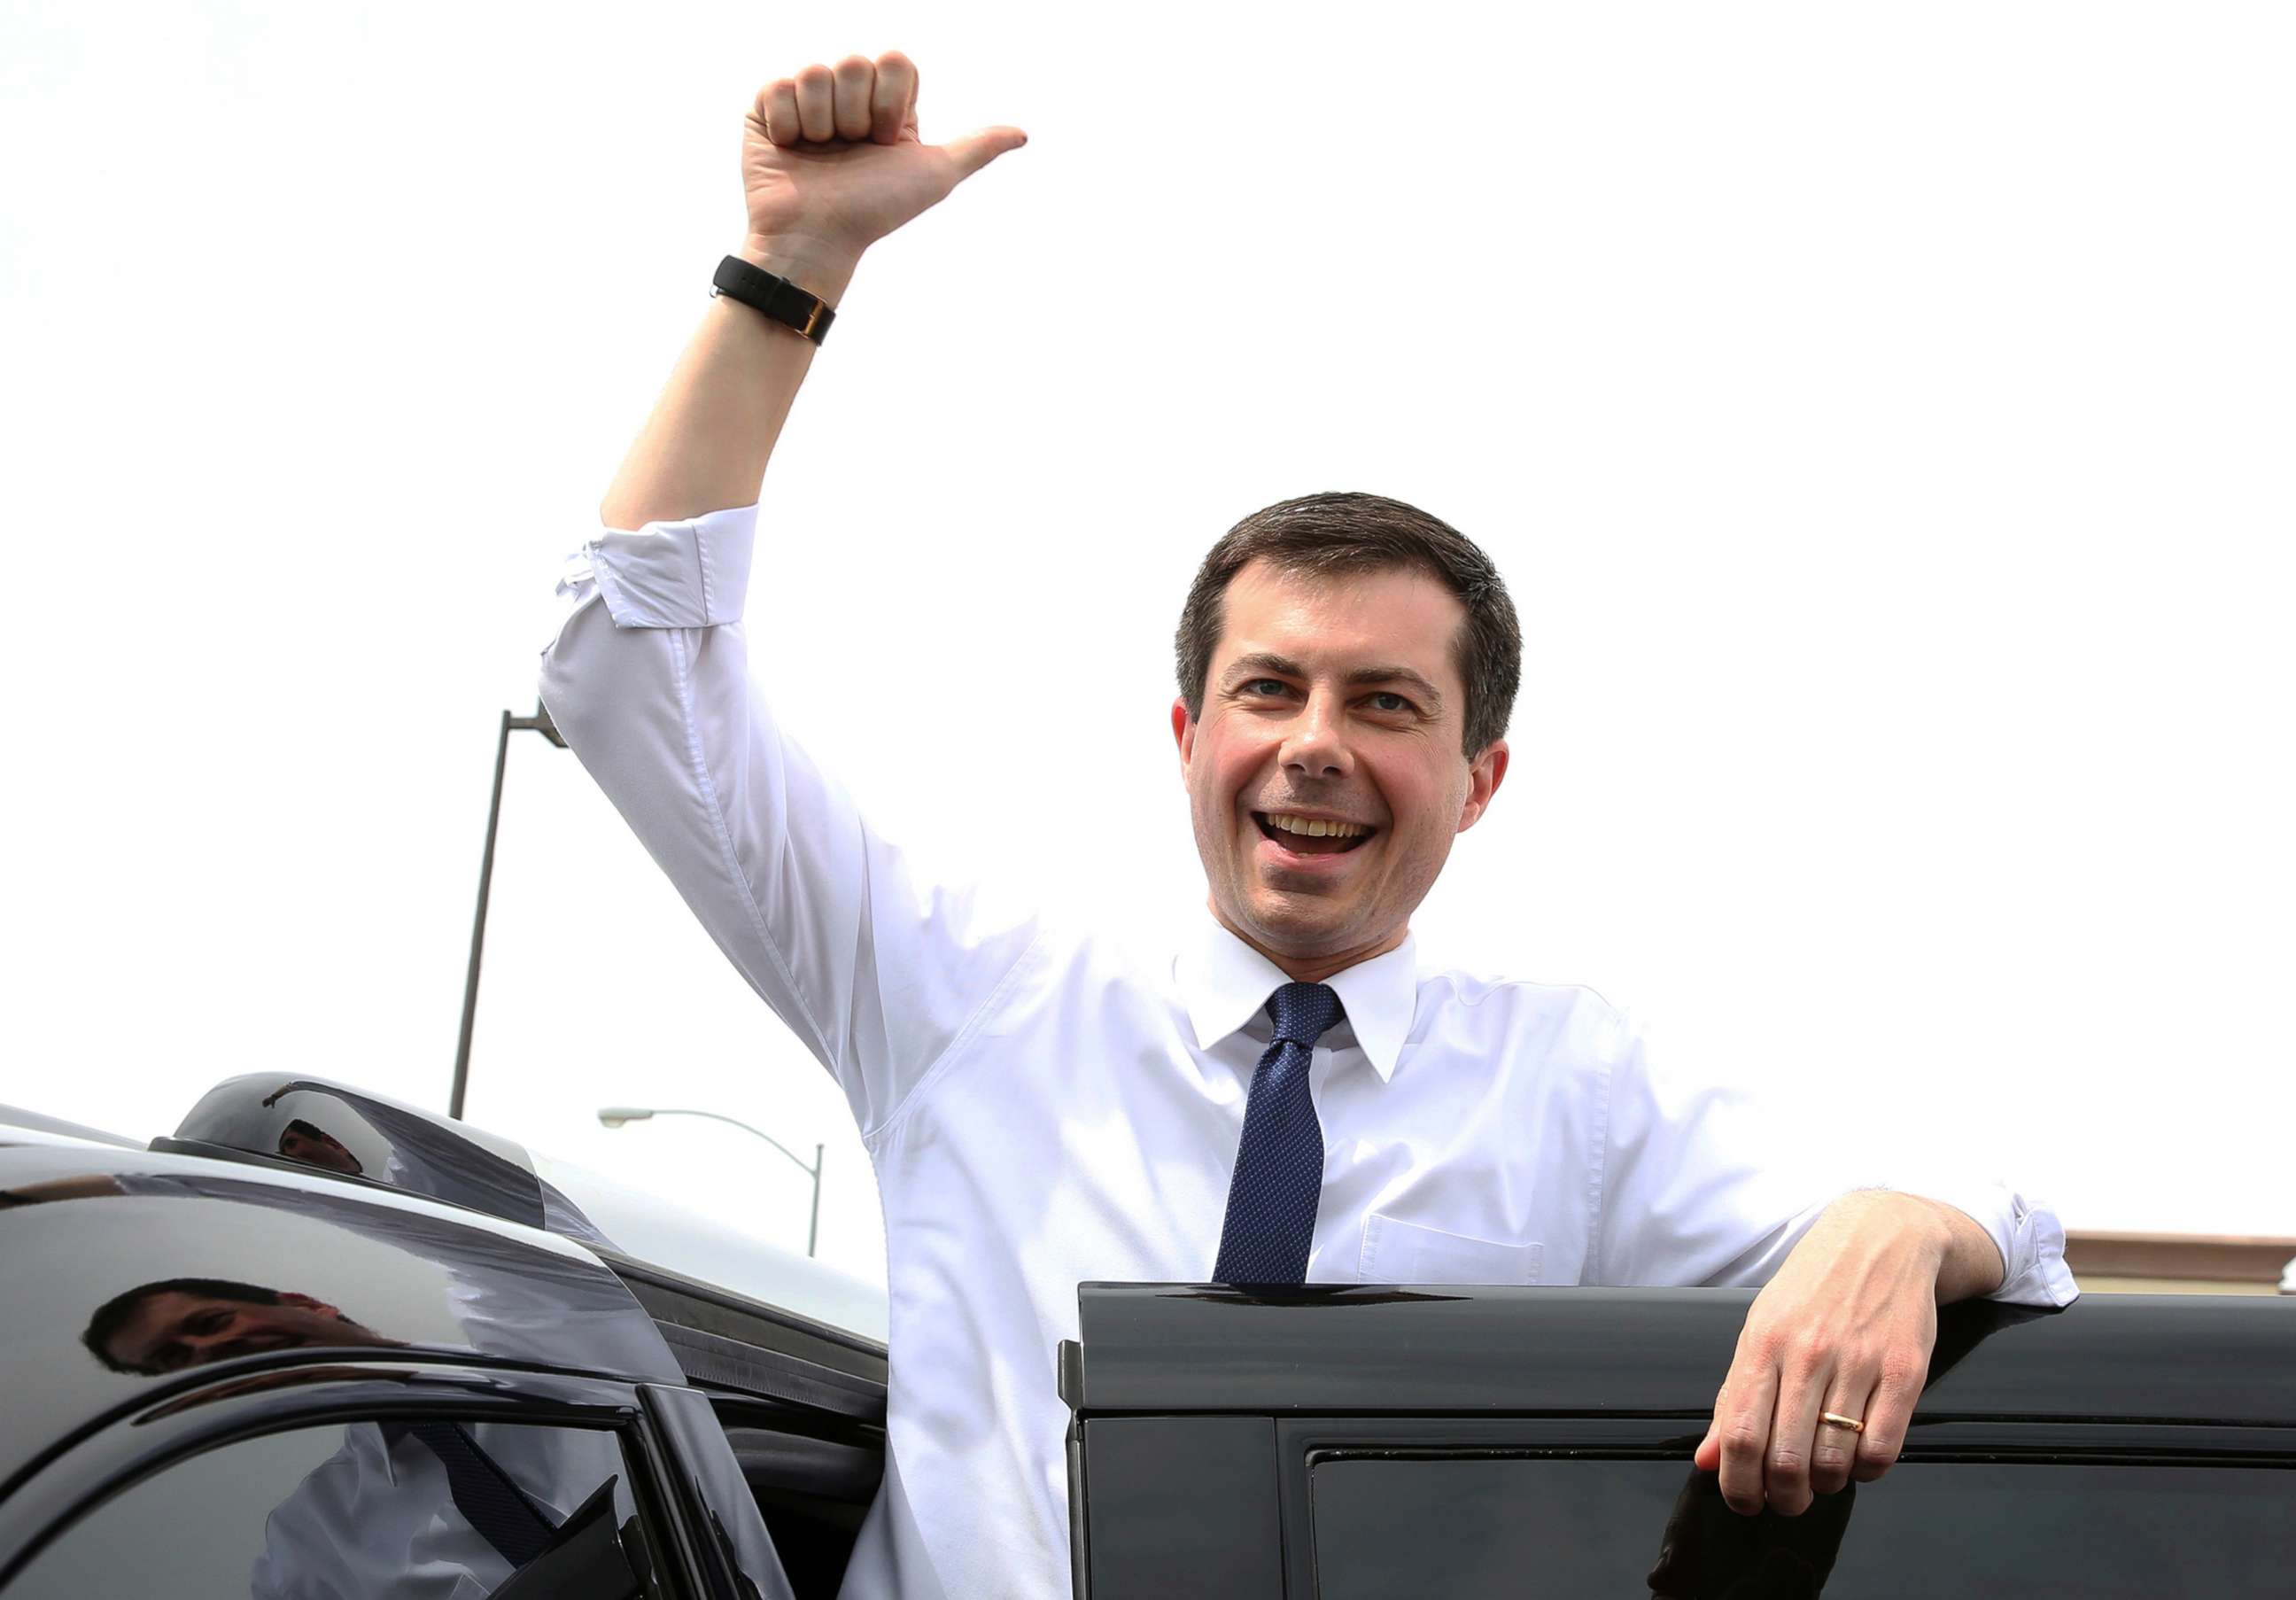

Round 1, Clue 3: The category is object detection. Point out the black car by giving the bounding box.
[1,1076,887,1600]
[4,1076,2292,1598]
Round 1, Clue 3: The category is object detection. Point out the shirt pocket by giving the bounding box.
[1357,1213,1545,1285]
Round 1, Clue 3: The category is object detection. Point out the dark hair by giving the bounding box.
[1175,492,1522,757]
[82,1277,283,1375]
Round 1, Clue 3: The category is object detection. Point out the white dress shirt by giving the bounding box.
[539,504,2078,1600]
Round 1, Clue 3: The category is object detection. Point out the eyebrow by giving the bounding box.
[1222,652,1447,712]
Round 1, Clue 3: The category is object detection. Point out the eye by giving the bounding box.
[1243,679,1290,697]
[1366,691,1415,713]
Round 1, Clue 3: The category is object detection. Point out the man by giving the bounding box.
[85,1275,398,1376]
[539,50,2075,1600]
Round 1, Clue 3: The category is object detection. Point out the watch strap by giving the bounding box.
[711,254,836,346]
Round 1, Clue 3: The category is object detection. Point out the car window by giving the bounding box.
[9,1417,665,1599]
[709,1399,884,1599]
[1307,1454,2296,1597]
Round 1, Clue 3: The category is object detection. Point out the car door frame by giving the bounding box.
[0,1354,785,1600]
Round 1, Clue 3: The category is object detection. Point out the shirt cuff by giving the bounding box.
[567,504,760,628]
[1886,1181,2082,1309]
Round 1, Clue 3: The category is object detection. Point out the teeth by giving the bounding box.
[1266,812,1370,839]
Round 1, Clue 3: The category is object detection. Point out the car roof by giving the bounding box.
[0,1105,143,1150]
[10,1074,888,1346]
[2,1112,889,1487]
[0,1123,689,1489]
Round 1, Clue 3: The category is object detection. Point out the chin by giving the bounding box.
[1240,898,1357,956]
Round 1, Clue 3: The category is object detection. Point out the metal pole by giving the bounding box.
[452,703,566,1121]
[450,711,515,1120]
[808,1143,824,1259]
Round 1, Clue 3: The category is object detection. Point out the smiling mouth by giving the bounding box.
[1253,812,1377,855]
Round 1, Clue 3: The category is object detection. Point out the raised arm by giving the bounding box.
[542,55,1036,1136]
[599,51,1022,527]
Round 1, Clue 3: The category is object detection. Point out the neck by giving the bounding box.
[1210,900,1408,985]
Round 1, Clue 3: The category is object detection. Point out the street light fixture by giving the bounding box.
[600,1106,825,1258]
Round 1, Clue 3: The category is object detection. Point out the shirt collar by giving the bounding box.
[1175,916,1418,1082]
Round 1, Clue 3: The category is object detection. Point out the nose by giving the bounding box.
[1279,687,1354,780]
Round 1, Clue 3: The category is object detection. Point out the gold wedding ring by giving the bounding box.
[1819,1411,1866,1433]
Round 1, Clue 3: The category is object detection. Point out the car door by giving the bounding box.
[0,1135,801,1600]
[0,1358,795,1600]
[1062,1283,2296,1598]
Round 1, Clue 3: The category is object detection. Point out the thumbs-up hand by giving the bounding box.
[741,51,1027,269]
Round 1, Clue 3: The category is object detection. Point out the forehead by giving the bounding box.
[1214,558,1467,682]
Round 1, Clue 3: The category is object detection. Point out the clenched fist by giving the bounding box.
[742,51,1026,274]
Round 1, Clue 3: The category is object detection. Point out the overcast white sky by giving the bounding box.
[5,2,2292,1287]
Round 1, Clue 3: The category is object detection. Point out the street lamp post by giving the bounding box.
[450,701,567,1121]
[600,1107,825,1258]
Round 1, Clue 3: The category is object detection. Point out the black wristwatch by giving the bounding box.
[711,254,837,346]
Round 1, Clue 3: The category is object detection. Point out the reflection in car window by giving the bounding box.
[1308,1455,2296,1597]
[11,1419,656,1600]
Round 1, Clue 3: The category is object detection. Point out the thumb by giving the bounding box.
[938,124,1028,179]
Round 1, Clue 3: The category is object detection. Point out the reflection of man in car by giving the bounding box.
[14,1169,711,1600]
[84,1277,395,1375]
[75,1272,625,1597]
[1648,1471,1854,1599]
[78,1271,624,1598]
[252,1083,614,1247]
[275,1120,362,1175]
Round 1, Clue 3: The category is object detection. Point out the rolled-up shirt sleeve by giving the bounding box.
[1587,1012,2079,1308]
[538,506,1041,1137]
[1860,1175,2080,1308]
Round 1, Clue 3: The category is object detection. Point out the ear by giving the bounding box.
[1171,696,1196,773]
[1455,740,1509,834]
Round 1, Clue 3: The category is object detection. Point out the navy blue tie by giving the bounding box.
[1213,982,1345,1284]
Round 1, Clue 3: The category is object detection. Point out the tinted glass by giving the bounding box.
[0,1151,680,1495]
[11,1419,660,1599]
[1310,1455,2296,1597]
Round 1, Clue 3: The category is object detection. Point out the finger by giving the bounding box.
[761,79,802,148]
[1695,1378,1730,1472]
[1850,1356,1923,1483]
[938,124,1029,178]
[1763,1341,1831,1518]
[832,54,874,141]
[1715,1360,1776,1517]
[1809,1377,1873,1497]
[794,63,836,144]
[871,50,917,143]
